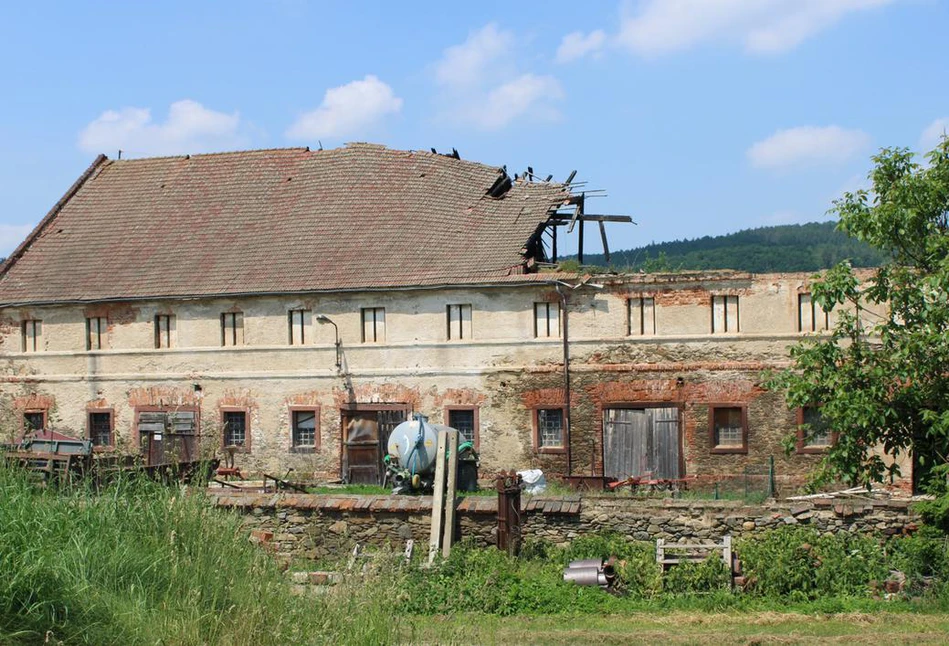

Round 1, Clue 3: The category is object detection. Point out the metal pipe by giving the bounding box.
[563,567,608,587]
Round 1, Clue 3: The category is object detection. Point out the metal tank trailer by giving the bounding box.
[384,415,479,494]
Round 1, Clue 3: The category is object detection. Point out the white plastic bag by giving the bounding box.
[517,469,546,494]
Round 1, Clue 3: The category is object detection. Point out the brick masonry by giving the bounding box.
[211,491,919,561]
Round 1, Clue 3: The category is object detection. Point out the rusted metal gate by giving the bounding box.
[603,407,680,481]
[342,408,406,484]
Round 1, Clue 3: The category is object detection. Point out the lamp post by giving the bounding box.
[315,314,341,371]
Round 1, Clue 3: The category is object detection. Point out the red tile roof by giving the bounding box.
[0,143,571,305]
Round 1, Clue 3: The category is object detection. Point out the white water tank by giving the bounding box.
[386,418,455,475]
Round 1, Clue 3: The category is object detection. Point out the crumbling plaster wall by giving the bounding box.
[0,272,899,485]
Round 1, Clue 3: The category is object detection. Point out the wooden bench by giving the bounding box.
[656,536,733,570]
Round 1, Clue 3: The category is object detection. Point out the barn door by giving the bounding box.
[603,407,680,481]
[342,408,407,484]
[138,410,197,466]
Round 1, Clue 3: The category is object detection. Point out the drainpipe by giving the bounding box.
[555,284,572,476]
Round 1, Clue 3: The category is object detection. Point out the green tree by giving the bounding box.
[768,138,949,490]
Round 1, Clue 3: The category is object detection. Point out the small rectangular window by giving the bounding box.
[447,408,477,446]
[628,297,656,336]
[21,320,41,352]
[798,293,830,332]
[154,315,175,349]
[88,411,113,447]
[222,410,248,449]
[288,309,310,345]
[710,405,747,453]
[291,409,318,450]
[86,317,107,351]
[533,302,560,338]
[711,295,739,333]
[447,304,473,340]
[536,408,564,449]
[797,406,834,452]
[221,312,245,346]
[23,411,46,433]
[361,307,386,343]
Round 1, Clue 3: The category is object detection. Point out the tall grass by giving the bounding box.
[0,465,399,645]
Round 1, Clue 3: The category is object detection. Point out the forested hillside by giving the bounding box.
[574,221,885,273]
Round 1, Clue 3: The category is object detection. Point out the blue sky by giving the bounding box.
[1,0,947,258]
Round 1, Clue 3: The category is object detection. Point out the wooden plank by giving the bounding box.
[442,430,459,558]
[598,221,610,264]
[428,429,448,565]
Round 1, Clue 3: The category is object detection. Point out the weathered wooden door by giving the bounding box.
[603,407,680,481]
[138,410,197,466]
[342,409,407,484]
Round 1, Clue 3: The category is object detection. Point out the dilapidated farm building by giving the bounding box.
[0,143,906,490]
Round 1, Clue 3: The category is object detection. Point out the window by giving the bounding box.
[222,410,248,449]
[446,304,472,340]
[221,312,244,346]
[154,314,175,349]
[288,309,310,345]
[291,408,319,451]
[361,307,385,343]
[797,406,834,453]
[447,407,478,447]
[798,293,830,332]
[711,295,739,333]
[535,408,565,451]
[534,302,560,338]
[88,411,113,447]
[628,297,656,336]
[710,405,748,453]
[86,317,106,350]
[23,411,46,433]
[21,320,41,352]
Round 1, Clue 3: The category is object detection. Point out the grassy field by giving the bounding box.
[401,611,949,644]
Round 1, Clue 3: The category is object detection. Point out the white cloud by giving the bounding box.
[616,0,895,56]
[0,223,36,257]
[286,75,403,141]
[556,30,607,63]
[433,24,564,130]
[434,23,513,90]
[77,100,245,157]
[919,117,949,151]
[747,126,871,170]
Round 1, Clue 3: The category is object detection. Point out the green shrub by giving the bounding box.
[662,557,731,595]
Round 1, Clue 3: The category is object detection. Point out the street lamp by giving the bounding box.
[315,314,341,371]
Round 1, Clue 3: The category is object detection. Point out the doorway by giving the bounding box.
[341,407,408,484]
[602,406,681,481]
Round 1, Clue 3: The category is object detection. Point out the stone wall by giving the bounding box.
[210,490,918,561]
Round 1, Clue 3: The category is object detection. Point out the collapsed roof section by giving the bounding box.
[0,143,628,305]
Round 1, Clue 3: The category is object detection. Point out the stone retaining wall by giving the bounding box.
[209,490,918,561]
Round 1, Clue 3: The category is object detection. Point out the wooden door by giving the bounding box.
[603,407,680,481]
[342,409,407,484]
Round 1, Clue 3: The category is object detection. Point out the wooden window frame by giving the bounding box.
[795,406,837,454]
[288,309,309,345]
[289,405,320,453]
[21,319,41,353]
[446,303,473,341]
[86,316,107,351]
[533,301,561,339]
[154,314,174,349]
[711,295,740,334]
[445,405,480,450]
[87,408,115,450]
[21,409,48,435]
[708,404,748,454]
[627,296,656,336]
[221,407,251,453]
[533,406,567,454]
[361,307,385,343]
[221,312,244,347]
